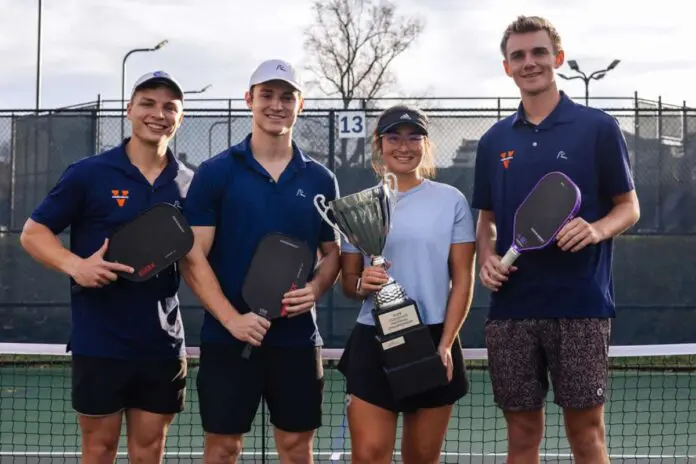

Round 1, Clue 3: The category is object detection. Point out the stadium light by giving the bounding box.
[120,40,170,139]
[558,59,621,106]
[184,84,213,95]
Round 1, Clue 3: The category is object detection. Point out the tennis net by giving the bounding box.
[1,343,695,463]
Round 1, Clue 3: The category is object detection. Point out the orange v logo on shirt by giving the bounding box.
[500,150,514,169]
[111,190,129,207]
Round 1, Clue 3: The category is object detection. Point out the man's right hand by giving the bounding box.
[225,313,271,346]
[70,239,134,288]
[479,254,516,291]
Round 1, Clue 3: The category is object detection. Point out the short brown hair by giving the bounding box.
[500,15,562,57]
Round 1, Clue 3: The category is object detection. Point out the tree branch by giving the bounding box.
[303,0,424,108]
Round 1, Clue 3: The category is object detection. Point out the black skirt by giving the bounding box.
[337,322,469,413]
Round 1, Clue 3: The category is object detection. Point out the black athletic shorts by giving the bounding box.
[337,322,469,413]
[196,342,324,435]
[71,355,187,416]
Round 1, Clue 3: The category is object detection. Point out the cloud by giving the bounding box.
[0,0,694,109]
[0,0,312,107]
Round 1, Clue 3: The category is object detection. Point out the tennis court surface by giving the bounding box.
[1,343,695,463]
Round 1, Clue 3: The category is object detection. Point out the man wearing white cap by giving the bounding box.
[21,71,192,463]
[182,59,340,463]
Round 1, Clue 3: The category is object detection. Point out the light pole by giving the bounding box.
[558,59,620,106]
[120,39,169,139]
[184,84,212,96]
[35,0,43,112]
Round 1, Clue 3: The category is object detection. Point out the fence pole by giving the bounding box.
[326,110,336,343]
[683,101,690,215]
[46,109,53,197]
[328,110,336,172]
[682,100,687,157]
[95,93,102,153]
[227,99,232,147]
[657,96,663,232]
[632,91,642,231]
[32,114,39,225]
[9,113,16,230]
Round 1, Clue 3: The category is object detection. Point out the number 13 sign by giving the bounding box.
[337,111,366,139]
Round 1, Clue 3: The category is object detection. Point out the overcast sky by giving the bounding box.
[0,0,692,110]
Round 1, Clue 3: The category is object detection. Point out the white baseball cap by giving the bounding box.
[131,70,184,100]
[249,59,303,93]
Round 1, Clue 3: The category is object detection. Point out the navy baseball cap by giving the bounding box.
[131,71,184,101]
[376,105,429,135]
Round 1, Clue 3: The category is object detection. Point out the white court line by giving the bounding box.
[327,452,696,460]
[1,451,694,459]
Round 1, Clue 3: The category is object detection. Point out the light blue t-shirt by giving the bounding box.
[342,179,476,326]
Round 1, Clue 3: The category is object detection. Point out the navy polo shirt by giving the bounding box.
[184,134,339,347]
[30,139,192,359]
[472,92,635,319]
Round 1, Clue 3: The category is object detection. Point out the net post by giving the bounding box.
[261,398,267,463]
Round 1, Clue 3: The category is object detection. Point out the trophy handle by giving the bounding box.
[384,172,399,210]
[313,194,350,242]
[384,172,398,196]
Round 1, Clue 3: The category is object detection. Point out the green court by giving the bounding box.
[1,347,695,463]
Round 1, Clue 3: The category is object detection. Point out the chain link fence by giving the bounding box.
[1,98,695,347]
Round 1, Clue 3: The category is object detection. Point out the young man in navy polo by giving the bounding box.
[181,59,340,464]
[472,16,640,464]
[21,71,192,463]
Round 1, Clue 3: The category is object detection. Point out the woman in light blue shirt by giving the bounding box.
[337,104,476,464]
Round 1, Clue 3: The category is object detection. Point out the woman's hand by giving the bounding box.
[438,344,453,382]
[357,259,391,296]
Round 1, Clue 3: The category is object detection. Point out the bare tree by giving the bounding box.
[303,0,425,166]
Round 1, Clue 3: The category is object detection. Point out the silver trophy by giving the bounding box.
[313,173,402,304]
[314,173,447,400]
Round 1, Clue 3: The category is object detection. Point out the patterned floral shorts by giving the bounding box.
[484,318,611,411]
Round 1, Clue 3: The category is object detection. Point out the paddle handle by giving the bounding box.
[500,247,520,269]
[241,343,253,359]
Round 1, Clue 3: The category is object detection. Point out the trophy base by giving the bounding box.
[372,298,447,400]
[383,351,449,401]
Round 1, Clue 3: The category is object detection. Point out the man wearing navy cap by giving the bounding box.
[472,16,640,464]
[21,71,192,463]
[182,58,341,464]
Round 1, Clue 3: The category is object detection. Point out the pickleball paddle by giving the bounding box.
[240,232,315,359]
[71,203,194,294]
[500,171,582,268]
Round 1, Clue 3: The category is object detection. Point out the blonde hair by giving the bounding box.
[370,127,436,179]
